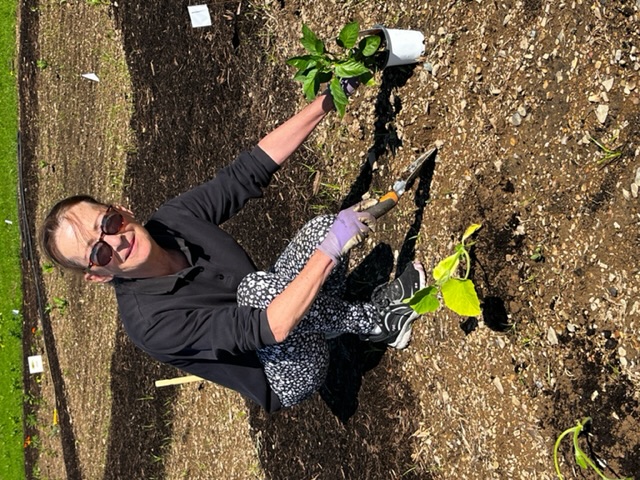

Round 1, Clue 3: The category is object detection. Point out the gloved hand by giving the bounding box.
[340,77,361,97]
[318,201,376,264]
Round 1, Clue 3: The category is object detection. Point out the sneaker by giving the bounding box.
[371,261,426,309]
[365,262,426,349]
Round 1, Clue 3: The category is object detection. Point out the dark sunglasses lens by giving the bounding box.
[90,241,113,267]
[103,211,124,235]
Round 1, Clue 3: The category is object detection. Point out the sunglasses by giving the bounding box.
[86,206,125,270]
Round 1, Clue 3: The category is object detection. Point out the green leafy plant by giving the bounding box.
[36,59,48,70]
[406,224,482,317]
[553,417,633,480]
[287,21,381,117]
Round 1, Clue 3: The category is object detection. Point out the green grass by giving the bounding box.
[0,0,25,478]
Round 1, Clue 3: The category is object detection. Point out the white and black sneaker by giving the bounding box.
[365,261,426,349]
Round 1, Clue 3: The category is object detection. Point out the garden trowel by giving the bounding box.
[365,147,437,219]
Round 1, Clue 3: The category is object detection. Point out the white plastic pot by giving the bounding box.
[362,25,425,67]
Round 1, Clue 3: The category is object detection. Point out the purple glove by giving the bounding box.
[318,204,375,264]
[340,77,360,97]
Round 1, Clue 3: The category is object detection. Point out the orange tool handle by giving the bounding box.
[364,191,399,219]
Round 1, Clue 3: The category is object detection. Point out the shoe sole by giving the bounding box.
[387,311,419,349]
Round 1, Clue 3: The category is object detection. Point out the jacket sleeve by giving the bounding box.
[140,303,277,359]
[162,146,279,225]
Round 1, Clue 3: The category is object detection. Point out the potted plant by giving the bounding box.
[286,22,424,117]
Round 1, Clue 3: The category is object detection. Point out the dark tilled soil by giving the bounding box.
[19,0,640,479]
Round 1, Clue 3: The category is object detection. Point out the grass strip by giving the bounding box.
[0,0,25,477]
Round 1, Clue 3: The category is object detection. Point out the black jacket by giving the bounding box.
[114,146,282,412]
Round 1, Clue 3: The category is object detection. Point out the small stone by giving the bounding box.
[635,167,640,184]
[511,113,522,126]
[591,390,599,401]
[596,104,609,124]
[602,77,614,91]
[547,326,559,345]
[567,323,576,333]
[493,376,504,394]
[631,183,639,198]
[618,346,627,357]
[517,106,527,117]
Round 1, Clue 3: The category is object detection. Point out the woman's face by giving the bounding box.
[54,201,158,281]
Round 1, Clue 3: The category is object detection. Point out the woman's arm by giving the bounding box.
[265,249,334,342]
[265,204,375,342]
[258,93,335,166]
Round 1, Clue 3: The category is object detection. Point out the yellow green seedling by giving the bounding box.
[554,417,633,480]
[406,224,482,317]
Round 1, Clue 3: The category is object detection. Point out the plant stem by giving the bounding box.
[554,426,576,479]
[463,248,471,280]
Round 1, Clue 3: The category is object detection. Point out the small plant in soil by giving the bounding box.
[530,244,544,262]
[406,224,482,317]
[553,417,633,480]
[286,21,382,117]
[589,135,622,167]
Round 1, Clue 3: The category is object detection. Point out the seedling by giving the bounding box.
[406,224,482,317]
[553,417,633,480]
[589,135,622,167]
[287,22,381,117]
[45,297,68,314]
[530,244,544,262]
[36,59,48,69]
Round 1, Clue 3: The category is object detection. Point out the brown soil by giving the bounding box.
[18,0,640,479]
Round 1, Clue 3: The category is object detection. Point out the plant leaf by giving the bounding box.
[286,55,317,70]
[302,69,320,100]
[293,68,311,82]
[317,71,333,84]
[301,24,325,55]
[441,278,481,316]
[329,77,348,117]
[433,252,460,282]
[334,59,371,78]
[337,21,360,49]
[405,286,440,314]
[462,223,482,242]
[358,71,375,86]
[359,35,382,56]
[574,449,589,470]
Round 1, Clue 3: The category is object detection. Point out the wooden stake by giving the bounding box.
[155,375,204,388]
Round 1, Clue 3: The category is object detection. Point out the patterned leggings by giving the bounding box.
[237,215,378,408]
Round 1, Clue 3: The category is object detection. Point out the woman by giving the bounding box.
[40,90,425,412]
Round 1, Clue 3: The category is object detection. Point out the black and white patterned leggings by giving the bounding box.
[237,215,377,408]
